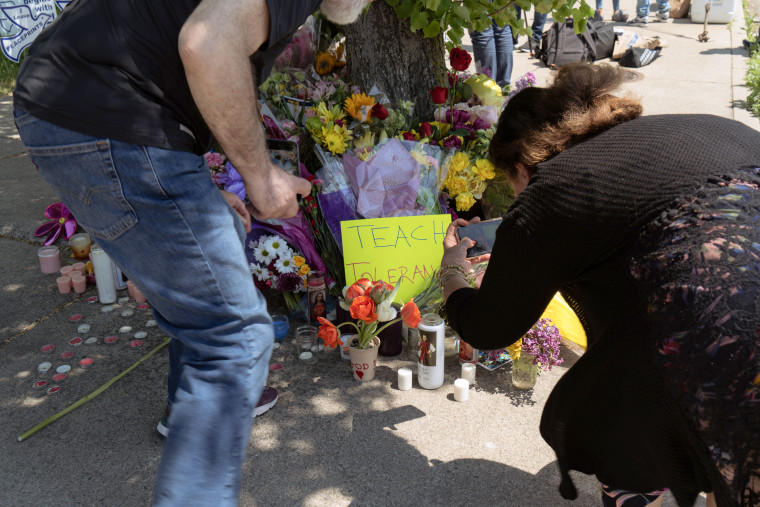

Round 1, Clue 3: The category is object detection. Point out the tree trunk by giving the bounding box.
[343,1,446,121]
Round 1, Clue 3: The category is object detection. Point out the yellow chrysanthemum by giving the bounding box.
[315,52,334,75]
[446,175,468,196]
[449,152,469,174]
[315,102,345,123]
[345,92,375,122]
[323,128,348,155]
[299,264,311,276]
[506,339,523,361]
[293,256,305,267]
[473,159,496,180]
[455,191,476,211]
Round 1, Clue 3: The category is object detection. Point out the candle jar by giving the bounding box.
[69,233,91,260]
[271,314,290,342]
[38,246,61,274]
[444,326,459,358]
[306,271,327,326]
[296,325,318,364]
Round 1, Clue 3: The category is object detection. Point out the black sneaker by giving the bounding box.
[156,387,278,439]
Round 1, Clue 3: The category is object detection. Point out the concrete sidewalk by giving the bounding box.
[1,3,758,505]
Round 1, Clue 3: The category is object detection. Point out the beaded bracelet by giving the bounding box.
[439,264,468,277]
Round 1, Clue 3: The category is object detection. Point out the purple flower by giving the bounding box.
[521,318,564,371]
[278,272,303,292]
[472,117,489,131]
[216,162,246,201]
[442,135,462,149]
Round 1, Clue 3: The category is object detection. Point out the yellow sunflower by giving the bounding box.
[344,92,375,122]
[315,52,334,75]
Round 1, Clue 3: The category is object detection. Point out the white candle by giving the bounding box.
[461,363,476,385]
[398,367,412,391]
[299,351,313,361]
[454,378,469,402]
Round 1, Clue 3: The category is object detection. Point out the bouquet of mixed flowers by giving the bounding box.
[507,318,564,371]
[248,234,312,311]
[317,278,421,350]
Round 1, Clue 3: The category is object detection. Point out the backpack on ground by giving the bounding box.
[538,18,615,68]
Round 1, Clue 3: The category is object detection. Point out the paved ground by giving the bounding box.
[1,3,758,506]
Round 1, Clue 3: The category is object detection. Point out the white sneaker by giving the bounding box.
[628,16,649,26]
[654,11,669,22]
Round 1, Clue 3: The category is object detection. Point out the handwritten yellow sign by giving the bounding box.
[341,214,452,302]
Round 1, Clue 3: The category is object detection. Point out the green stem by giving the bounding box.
[17,337,171,442]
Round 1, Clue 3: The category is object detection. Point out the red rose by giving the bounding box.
[430,86,449,104]
[449,47,472,72]
[419,122,433,139]
[371,102,388,120]
[401,131,416,141]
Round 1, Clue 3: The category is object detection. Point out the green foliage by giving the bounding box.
[741,0,759,118]
[386,0,593,48]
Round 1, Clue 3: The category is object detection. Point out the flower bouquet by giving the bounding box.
[248,234,312,311]
[317,278,421,381]
[509,318,564,389]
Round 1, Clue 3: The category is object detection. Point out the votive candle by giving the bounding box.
[133,286,147,303]
[454,378,469,402]
[69,233,91,260]
[71,275,87,293]
[461,363,476,385]
[127,280,135,298]
[56,276,72,294]
[71,262,86,276]
[38,246,61,274]
[398,367,412,391]
[60,265,74,278]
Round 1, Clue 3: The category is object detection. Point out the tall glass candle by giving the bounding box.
[417,313,445,390]
[38,246,61,274]
[90,245,116,304]
[306,271,326,326]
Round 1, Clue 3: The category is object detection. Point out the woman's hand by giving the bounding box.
[441,217,491,270]
[220,190,252,233]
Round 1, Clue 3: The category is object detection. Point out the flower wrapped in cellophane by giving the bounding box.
[247,233,312,311]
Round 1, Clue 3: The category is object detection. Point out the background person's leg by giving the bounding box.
[468,26,497,79]
[15,111,272,506]
[491,20,514,87]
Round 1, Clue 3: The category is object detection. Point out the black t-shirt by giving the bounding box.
[13,0,321,154]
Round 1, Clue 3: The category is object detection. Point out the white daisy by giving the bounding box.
[249,263,269,281]
[274,255,298,274]
[264,235,290,258]
[253,242,276,265]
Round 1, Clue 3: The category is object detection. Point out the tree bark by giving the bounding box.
[342,1,446,121]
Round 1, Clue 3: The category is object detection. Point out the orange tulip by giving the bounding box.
[345,278,372,300]
[400,299,421,328]
[317,317,342,348]
[350,296,378,323]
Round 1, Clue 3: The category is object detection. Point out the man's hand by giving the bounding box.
[245,162,312,221]
[220,190,252,233]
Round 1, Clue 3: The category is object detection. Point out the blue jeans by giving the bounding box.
[468,20,514,87]
[596,0,621,11]
[14,109,273,506]
[636,0,670,18]
[514,7,548,47]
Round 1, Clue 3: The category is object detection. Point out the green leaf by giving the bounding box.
[459,82,473,100]
[424,0,441,10]
[423,19,441,37]
[453,3,470,21]
[394,0,415,19]
[573,16,587,35]
[410,11,429,30]
[385,0,400,6]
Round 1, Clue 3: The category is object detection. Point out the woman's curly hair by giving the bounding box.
[489,63,643,178]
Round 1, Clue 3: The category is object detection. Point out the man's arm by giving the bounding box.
[179,0,311,220]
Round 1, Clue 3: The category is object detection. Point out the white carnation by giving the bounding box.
[376,301,397,322]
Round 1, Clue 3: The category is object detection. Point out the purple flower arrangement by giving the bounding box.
[521,318,564,371]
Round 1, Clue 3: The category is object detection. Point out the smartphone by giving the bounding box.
[266,139,300,177]
[458,218,502,257]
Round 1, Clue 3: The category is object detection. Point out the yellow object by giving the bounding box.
[540,293,587,349]
[341,214,452,303]
[464,74,504,107]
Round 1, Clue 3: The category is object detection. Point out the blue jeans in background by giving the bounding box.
[514,6,548,48]
[596,0,621,12]
[14,109,273,506]
[468,20,514,87]
[636,0,670,18]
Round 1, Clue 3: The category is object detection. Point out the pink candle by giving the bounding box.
[133,287,147,304]
[71,274,87,293]
[60,265,74,278]
[127,280,135,298]
[56,276,72,294]
[38,246,61,274]
[71,262,86,276]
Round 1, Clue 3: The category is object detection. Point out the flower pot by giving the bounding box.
[378,317,403,357]
[348,336,381,381]
[511,352,538,390]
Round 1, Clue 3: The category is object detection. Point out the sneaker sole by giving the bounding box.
[254,393,278,417]
[156,420,169,438]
